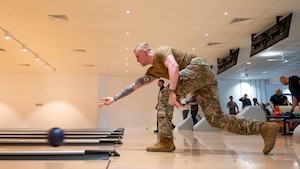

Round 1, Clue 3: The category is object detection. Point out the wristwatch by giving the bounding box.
[169,89,176,92]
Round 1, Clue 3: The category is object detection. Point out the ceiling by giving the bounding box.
[0,0,299,80]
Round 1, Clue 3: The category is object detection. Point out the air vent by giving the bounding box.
[73,49,86,53]
[48,15,69,21]
[19,64,31,67]
[83,65,94,67]
[230,18,252,24]
[207,42,222,46]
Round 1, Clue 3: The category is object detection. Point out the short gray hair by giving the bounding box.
[134,42,152,52]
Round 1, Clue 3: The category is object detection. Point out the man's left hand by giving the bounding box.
[168,92,181,108]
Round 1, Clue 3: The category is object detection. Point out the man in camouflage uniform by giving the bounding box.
[99,42,279,155]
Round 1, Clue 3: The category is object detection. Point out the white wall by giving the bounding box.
[0,74,98,129]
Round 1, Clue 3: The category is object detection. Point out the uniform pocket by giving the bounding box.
[177,68,198,96]
[179,68,197,80]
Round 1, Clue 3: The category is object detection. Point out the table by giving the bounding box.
[267,116,300,135]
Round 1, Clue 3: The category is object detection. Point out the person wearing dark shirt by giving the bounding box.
[280,75,300,112]
[269,88,290,111]
[239,94,252,108]
[253,98,259,106]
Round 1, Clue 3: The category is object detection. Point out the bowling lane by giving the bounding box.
[0,138,122,145]
[0,128,122,161]
[0,128,123,146]
[0,159,110,169]
[0,143,117,168]
[0,143,120,160]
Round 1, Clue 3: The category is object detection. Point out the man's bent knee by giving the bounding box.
[158,111,167,117]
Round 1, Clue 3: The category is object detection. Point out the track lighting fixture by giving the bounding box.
[0,26,56,72]
[4,31,10,39]
[22,44,27,52]
[35,55,40,61]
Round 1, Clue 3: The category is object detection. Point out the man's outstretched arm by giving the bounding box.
[99,75,157,107]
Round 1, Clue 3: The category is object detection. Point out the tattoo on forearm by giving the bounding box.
[114,84,134,101]
[136,75,152,85]
[113,75,154,101]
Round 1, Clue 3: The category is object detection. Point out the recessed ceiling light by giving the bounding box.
[125,57,128,60]
[125,47,129,50]
[126,32,130,35]
[192,48,195,51]
[224,12,228,15]
[126,10,130,14]
[262,71,267,74]
[246,62,251,64]
[205,33,208,36]
[260,51,281,57]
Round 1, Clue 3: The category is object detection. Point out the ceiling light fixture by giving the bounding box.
[22,44,27,52]
[0,26,56,72]
[4,31,10,39]
[267,53,288,63]
[240,68,248,78]
[35,55,40,61]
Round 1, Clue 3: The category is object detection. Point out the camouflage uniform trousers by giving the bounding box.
[157,58,263,139]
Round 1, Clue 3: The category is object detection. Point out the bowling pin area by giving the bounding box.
[0,127,300,169]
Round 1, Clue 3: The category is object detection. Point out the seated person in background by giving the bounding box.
[269,88,290,112]
[260,103,271,116]
[253,98,259,106]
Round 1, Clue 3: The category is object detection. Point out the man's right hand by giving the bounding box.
[99,97,115,108]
